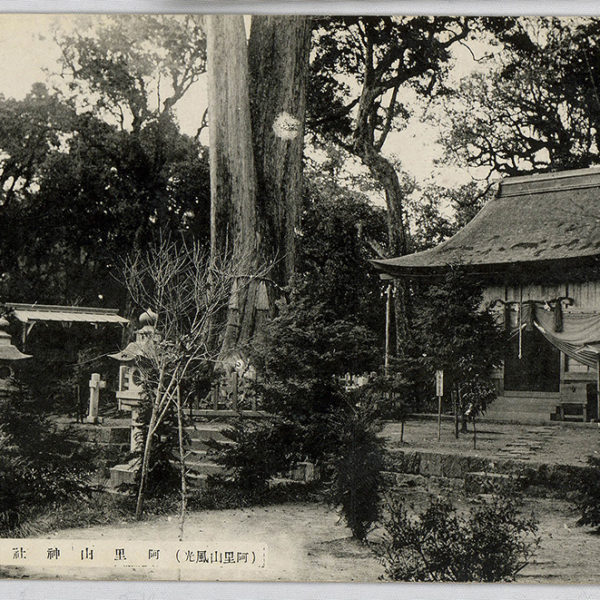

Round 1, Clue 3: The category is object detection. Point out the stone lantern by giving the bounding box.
[108,309,157,452]
[0,316,31,399]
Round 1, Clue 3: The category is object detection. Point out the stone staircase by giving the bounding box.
[183,422,233,489]
[484,394,560,424]
[109,421,232,488]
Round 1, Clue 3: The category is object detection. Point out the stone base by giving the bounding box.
[290,461,320,482]
[109,458,139,488]
[85,416,104,424]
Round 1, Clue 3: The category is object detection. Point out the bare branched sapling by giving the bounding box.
[122,237,266,522]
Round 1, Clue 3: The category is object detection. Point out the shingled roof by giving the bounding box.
[372,166,600,278]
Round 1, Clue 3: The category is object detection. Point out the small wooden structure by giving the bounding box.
[5,303,128,347]
[373,166,600,423]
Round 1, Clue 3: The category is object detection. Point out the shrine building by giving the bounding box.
[372,166,600,424]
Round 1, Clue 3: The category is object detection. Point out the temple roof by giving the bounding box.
[372,166,600,278]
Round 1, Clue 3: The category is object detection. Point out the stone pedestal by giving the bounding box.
[110,458,140,488]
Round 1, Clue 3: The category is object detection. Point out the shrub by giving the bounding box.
[210,290,383,511]
[396,268,506,427]
[574,455,600,530]
[378,493,539,582]
[0,392,97,531]
[251,291,380,463]
[325,404,385,540]
[210,418,298,494]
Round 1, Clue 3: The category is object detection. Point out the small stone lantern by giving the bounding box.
[0,316,31,399]
[108,309,157,452]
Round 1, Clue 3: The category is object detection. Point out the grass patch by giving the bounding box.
[1,480,323,539]
[188,478,324,511]
[1,493,131,538]
[0,491,187,538]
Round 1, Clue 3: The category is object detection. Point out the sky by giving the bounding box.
[0,13,485,193]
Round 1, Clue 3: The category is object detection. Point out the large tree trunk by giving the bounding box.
[353,141,411,353]
[207,15,311,360]
[206,15,259,359]
[207,15,258,264]
[248,16,312,287]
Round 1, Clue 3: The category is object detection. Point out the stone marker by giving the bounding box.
[86,373,106,424]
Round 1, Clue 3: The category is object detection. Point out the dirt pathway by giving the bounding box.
[1,503,383,582]
[4,494,600,583]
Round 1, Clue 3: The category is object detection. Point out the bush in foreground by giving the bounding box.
[574,456,600,531]
[325,404,385,541]
[0,393,97,532]
[378,493,539,582]
[209,418,298,495]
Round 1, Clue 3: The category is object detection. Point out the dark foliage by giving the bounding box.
[363,363,422,421]
[442,18,600,178]
[379,493,539,582]
[574,456,600,531]
[325,403,385,540]
[210,418,298,493]
[8,321,120,416]
[252,290,380,463]
[396,267,505,419]
[0,391,97,531]
[298,179,388,335]
[0,16,210,310]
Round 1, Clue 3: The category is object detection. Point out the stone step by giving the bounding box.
[485,412,557,425]
[486,402,557,416]
[189,438,235,451]
[186,472,209,489]
[505,441,543,447]
[498,449,536,456]
[486,396,558,412]
[107,423,235,489]
[185,448,208,459]
[188,409,272,419]
[183,461,224,476]
[185,426,232,443]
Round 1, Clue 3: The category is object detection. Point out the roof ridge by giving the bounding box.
[501,165,600,185]
[498,166,600,198]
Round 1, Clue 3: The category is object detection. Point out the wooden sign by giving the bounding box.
[435,370,444,397]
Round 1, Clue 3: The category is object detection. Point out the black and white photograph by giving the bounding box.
[1,7,600,586]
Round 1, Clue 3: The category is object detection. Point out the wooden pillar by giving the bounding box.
[231,371,238,411]
[212,381,219,411]
[384,283,392,376]
[596,357,600,423]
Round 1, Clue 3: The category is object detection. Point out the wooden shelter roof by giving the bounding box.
[372,166,600,278]
[6,303,128,325]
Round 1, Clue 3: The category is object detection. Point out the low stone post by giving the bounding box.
[86,373,106,424]
[130,404,144,453]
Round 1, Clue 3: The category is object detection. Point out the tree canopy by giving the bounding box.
[440,17,600,178]
[0,16,210,307]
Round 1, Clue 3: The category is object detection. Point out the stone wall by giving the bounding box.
[385,448,589,498]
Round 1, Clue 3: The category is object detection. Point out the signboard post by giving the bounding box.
[435,370,443,442]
